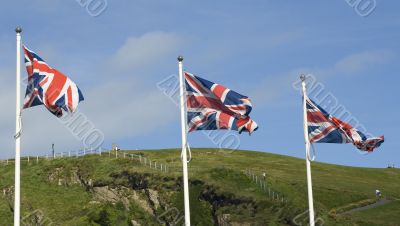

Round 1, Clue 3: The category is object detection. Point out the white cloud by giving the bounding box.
[111,31,182,72]
[335,50,393,74]
[249,50,393,108]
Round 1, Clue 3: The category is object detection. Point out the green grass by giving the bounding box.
[339,201,400,226]
[0,148,399,225]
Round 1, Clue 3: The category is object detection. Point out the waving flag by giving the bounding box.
[306,97,384,152]
[23,46,84,117]
[185,72,258,134]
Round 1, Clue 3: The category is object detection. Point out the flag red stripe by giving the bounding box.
[218,112,231,129]
[46,70,67,105]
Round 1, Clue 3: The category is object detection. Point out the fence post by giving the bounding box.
[139,155,142,163]
[61,152,63,158]
[83,148,86,156]
[99,148,102,156]
[69,151,71,157]
[7,159,9,165]
[36,156,39,164]
[149,160,152,168]
[115,150,118,159]
[27,156,30,163]
[124,153,126,159]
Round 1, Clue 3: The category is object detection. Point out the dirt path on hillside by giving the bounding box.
[340,198,392,215]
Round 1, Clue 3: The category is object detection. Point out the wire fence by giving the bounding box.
[244,169,288,204]
[0,148,169,174]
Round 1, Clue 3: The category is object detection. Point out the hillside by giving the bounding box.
[0,148,399,226]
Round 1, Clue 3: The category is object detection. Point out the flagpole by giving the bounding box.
[15,26,22,226]
[178,56,191,226]
[301,74,315,226]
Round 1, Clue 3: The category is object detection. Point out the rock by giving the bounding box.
[131,190,154,214]
[146,189,160,210]
[48,167,63,183]
[69,167,83,185]
[131,220,141,226]
[93,186,120,203]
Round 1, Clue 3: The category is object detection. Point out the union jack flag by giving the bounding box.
[23,46,84,117]
[306,97,384,152]
[185,72,258,134]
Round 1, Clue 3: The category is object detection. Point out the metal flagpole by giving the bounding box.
[178,56,191,226]
[14,26,22,226]
[301,74,315,226]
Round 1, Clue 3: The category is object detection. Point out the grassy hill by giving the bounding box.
[0,148,399,225]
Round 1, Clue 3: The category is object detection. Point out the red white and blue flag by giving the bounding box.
[306,97,384,152]
[185,72,258,134]
[23,46,84,117]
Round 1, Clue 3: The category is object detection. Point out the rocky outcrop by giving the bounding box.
[146,189,160,210]
[47,167,92,188]
[131,220,141,226]
[93,186,129,208]
[92,185,157,215]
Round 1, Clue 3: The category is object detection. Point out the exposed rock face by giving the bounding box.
[92,186,156,215]
[47,167,92,188]
[146,189,160,210]
[131,220,141,226]
[132,189,154,214]
[69,167,83,185]
[48,167,63,183]
[93,186,131,210]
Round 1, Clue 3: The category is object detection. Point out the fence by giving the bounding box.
[0,148,169,174]
[244,169,288,204]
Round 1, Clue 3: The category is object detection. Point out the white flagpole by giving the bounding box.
[301,74,315,226]
[14,26,22,226]
[178,56,191,226]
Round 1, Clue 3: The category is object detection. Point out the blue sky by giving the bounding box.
[0,0,398,168]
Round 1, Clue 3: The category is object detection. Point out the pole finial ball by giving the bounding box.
[15,26,22,33]
[300,74,306,81]
[177,56,184,62]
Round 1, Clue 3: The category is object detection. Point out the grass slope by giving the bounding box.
[0,148,398,225]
